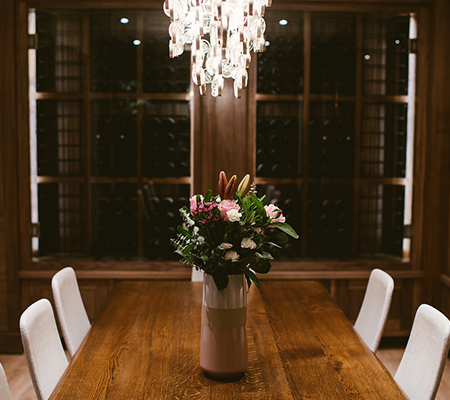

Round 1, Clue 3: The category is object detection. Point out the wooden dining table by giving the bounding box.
[48,280,407,399]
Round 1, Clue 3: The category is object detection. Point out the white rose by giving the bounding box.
[241,237,257,249]
[227,209,242,222]
[224,250,239,262]
[221,242,233,249]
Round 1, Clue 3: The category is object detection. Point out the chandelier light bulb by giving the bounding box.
[164,0,272,98]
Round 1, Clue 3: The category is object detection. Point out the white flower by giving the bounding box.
[241,237,257,249]
[198,236,205,244]
[227,209,242,222]
[221,242,233,249]
[224,250,239,262]
[193,226,199,235]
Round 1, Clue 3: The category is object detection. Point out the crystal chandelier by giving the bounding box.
[164,0,272,98]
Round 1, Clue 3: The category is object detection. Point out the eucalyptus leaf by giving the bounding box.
[271,222,299,239]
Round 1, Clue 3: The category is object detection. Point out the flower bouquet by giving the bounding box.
[173,171,299,290]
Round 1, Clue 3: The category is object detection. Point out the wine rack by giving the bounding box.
[33,9,191,261]
[256,101,302,178]
[257,184,302,259]
[310,13,356,95]
[362,15,410,96]
[256,11,413,260]
[257,11,304,95]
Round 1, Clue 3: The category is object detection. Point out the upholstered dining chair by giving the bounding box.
[191,267,204,282]
[51,266,91,358]
[354,268,394,352]
[0,363,13,400]
[394,304,450,400]
[20,299,69,400]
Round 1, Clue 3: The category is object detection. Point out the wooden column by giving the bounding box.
[192,75,255,196]
[0,0,23,353]
[421,0,450,307]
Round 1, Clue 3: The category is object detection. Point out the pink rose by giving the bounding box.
[218,200,241,221]
[264,204,286,223]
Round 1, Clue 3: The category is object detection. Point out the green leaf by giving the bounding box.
[262,251,273,260]
[245,275,252,291]
[249,194,265,214]
[251,258,271,274]
[267,241,282,249]
[271,222,299,239]
[276,232,289,244]
[245,195,252,210]
[204,189,212,203]
[244,268,260,288]
[182,244,195,255]
[212,272,229,291]
[177,225,192,239]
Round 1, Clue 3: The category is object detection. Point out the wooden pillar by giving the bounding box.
[192,73,255,196]
[0,0,23,352]
[421,0,450,307]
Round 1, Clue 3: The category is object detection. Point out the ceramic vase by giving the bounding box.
[200,273,248,380]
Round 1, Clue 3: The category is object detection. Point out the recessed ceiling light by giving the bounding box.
[265,41,271,47]
[364,54,370,60]
[133,40,141,46]
[120,18,129,24]
[279,19,288,26]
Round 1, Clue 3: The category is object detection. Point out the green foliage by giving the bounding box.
[172,187,299,290]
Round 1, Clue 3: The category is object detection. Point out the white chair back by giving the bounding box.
[0,363,13,400]
[395,304,450,400]
[191,267,204,282]
[52,266,91,358]
[20,299,69,400]
[354,268,394,352]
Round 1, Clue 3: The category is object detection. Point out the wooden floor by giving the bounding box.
[1,348,450,399]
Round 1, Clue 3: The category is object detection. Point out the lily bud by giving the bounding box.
[236,174,250,197]
[223,175,237,200]
[218,171,228,199]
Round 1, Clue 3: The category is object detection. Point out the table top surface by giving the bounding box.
[49,280,407,400]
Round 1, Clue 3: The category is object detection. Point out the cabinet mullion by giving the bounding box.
[136,12,144,258]
[83,11,92,256]
[352,15,363,255]
[301,11,311,256]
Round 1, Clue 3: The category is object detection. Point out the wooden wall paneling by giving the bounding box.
[75,279,115,321]
[0,0,23,352]
[192,74,254,196]
[384,279,404,335]
[421,0,450,307]
[20,279,115,323]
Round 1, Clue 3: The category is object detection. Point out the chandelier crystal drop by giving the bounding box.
[164,0,272,98]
